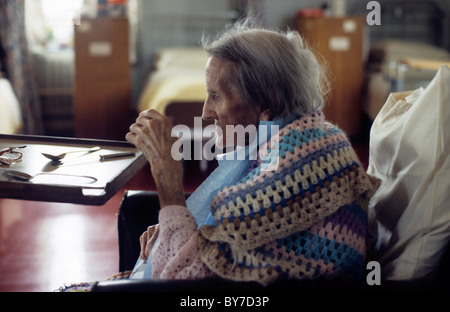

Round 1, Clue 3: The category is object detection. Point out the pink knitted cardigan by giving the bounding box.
[151,112,380,285]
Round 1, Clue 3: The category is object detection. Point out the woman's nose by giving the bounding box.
[202,100,217,121]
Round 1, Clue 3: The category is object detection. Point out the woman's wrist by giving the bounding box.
[156,181,186,207]
[151,160,186,208]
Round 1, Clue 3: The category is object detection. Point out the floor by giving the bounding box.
[0,141,368,292]
[0,160,214,292]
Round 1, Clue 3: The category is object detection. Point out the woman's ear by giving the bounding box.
[259,109,271,121]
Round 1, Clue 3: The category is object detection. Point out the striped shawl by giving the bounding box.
[197,111,380,285]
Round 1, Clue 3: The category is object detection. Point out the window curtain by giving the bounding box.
[0,0,43,134]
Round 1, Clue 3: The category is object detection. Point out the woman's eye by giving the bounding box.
[208,93,219,102]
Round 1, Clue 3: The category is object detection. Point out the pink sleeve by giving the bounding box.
[151,205,216,280]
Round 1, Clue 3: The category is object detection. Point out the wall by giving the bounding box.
[130,0,450,109]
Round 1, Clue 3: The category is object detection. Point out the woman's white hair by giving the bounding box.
[201,18,330,120]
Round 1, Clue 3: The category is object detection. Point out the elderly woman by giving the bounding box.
[125,21,379,286]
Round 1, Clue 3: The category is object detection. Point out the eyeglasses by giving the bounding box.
[0,146,26,167]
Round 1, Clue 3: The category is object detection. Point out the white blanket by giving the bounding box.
[0,78,22,134]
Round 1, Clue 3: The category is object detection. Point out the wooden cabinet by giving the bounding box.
[74,18,131,140]
[296,17,365,136]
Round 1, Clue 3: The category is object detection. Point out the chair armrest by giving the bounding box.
[91,277,450,292]
[90,278,391,292]
[92,278,265,292]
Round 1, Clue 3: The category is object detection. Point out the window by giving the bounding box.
[26,0,83,50]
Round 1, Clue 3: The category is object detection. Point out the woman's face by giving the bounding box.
[202,56,262,150]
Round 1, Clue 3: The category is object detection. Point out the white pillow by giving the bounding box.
[367,65,450,280]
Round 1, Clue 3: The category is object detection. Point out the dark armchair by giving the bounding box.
[91,190,450,292]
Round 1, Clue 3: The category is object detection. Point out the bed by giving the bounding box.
[0,77,23,134]
[138,47,211,128]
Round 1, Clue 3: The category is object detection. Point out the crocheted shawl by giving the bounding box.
[198,111,380,285]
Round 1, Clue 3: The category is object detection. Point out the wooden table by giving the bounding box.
[0,134,146,205]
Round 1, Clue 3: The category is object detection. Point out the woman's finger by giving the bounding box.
[144,225,160,260]
[139,231,149,261]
